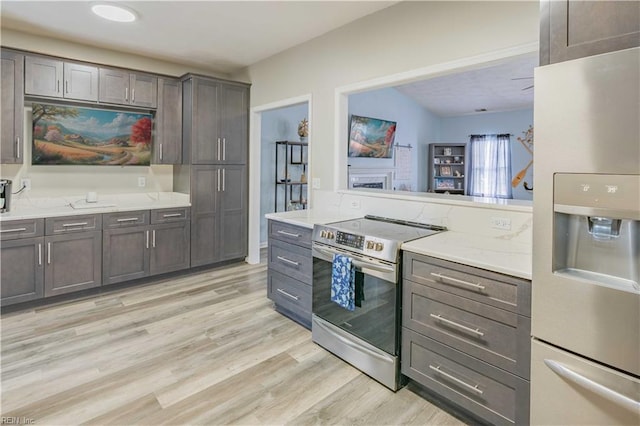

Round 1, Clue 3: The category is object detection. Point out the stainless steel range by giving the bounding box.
[311,215,446,390]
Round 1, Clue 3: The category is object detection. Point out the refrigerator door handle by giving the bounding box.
[544,359,640,413]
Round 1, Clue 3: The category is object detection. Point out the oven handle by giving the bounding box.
[313,245,395,273]
[544,359,640,413]
[313,316,390,363]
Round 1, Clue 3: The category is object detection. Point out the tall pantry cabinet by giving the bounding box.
[175,75,249,267]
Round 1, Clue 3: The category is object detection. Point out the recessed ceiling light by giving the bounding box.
[91,3,137,23]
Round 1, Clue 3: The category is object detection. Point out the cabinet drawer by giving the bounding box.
[0,218,44,240]
[268,269,311,328]
[150,207,189,224]
[46,214,102,235]
[268,239,312,283]
[404,253,531,317]
[402,328,530,426]
[403,282,530,379]
[269,220,312,248]
[103,210,149,228]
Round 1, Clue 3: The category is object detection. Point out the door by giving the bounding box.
[130,73,157,108]
[63,62,98,101]
[190,165,219,266]
[531,339,640,425]
[219,84,248,164]
[150,222,190,275]
[25,56,63,97]
[44,231,102,296]
[218,165,247,261]
[103,226,149,285]
[99,68,130,105]
[1,50,24,164]
[191,78,220,164]
[155,77,182,164]
[0,237,44,306]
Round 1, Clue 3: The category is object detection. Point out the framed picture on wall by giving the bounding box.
[348,115,396,158]
[440,165,452,176]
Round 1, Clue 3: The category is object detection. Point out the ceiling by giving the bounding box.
[0,1,397,75]
[1,1,536,116]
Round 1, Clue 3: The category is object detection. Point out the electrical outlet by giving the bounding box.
[20,178,31,191]
[350,200,361,209]
[490,217,512,230]
[312,178,321,189]
[138,177,146,187]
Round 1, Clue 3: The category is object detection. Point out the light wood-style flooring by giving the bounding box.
[1,257,468,425]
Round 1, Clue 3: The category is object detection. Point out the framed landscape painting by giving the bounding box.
[348,114,396,158]
[32,103,153,166]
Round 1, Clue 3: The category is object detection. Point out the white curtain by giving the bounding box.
[469,134,512,199]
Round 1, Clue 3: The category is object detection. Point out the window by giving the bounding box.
[469,134,512,198]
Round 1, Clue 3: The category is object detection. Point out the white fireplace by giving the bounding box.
[348,168,394,190]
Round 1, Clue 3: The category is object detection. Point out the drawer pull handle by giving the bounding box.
[162,213,182,218]
[430,272,485,291]
[1,227,27,233]
[117,218,140,222]
[276,288,299,301]
[277,256,300,266]
[429,365,484,395]
[430,313,485,337]
[277,230,300,238]
[63,222,88,227]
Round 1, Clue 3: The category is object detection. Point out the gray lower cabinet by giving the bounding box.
[103,208,190,285]
[401,252,531,425]
[267,220,313,329]
[190,165,246,267]
[1,49,24,164]
[1,219,45,306]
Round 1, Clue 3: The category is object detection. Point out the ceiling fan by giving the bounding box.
[512,77,534,91]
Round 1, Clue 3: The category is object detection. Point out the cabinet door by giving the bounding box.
[63,62,98,101]
[44,231,101,297]
[190,165,219,266]
[130,73,157,108]
[218,165,247,261]
[219,84,248,164]
[103,226,149,285]
[191,78,220,164]
[0,237,44,306]
[99,68,130,105]
[542,0,640,65]
[24,56,63,97]
[155,77,182,164]
[150,222,190,275]
[1,50,24,164]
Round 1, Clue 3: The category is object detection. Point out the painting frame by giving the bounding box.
[440,165,452,176]
[348,114,396,159]
[31,102,153,166]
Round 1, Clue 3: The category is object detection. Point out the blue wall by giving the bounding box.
[348,87,534,200]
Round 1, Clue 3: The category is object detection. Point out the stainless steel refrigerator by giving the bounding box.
[531,47,639,424]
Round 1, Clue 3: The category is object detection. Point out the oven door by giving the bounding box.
[311,242,399,355]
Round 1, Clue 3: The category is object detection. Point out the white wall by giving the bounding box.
[233,1,539,196]
[260,103,308,244]
[440,108,534,200]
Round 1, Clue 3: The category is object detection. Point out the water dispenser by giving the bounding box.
[553,174,639,293]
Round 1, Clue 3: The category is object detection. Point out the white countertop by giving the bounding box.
[0,192,191,221]
[264,210,362,229]
[401,231,532,280]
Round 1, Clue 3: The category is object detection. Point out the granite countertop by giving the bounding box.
[264,210,362,229]
[401,231,532,280]
[0,192,191,221]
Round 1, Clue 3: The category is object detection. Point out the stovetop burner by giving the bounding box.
[312,215,447,263]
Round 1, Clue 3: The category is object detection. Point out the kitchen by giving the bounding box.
[1,1,639,425]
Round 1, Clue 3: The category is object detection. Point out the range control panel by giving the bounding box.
[335,231,365,250]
